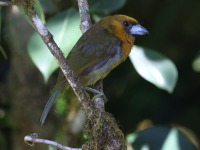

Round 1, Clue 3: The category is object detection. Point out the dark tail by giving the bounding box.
[40,83,61,125]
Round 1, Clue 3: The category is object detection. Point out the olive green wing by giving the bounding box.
[67,27,121,80]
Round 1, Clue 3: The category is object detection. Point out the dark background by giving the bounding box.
[0,0,200,149]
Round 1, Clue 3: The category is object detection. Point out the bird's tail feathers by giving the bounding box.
[40,83,61,125]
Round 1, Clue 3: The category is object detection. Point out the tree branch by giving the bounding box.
[21,1,94,115]
[77,0,91,33]
[24,133,81,150]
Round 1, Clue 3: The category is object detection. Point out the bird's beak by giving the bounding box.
[130,24,148,35]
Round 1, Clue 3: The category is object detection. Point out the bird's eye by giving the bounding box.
[123,21,129,27]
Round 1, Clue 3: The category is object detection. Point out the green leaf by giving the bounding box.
[18,0,45,25]
[34,0,45,24]
[89,0,127,14]
[55,94,67,114]
[161,129,180,150]
[127,126,196,150]
[27,8,82,82]
[192,51,200,72]
[126,132,138,144]
[129,46,178,93]
[40,0,59,14]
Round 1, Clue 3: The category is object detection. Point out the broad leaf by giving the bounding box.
[28,8,82,82]
[129,46,178,93]
[161,129,180,150]
[127,126,196,150]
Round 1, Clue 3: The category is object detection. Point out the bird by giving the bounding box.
[40,15,148,125]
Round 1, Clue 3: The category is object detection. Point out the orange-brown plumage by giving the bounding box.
[40,15,148,124]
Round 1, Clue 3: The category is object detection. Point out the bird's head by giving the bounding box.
[97,15,148,59]
[99,15,148,39]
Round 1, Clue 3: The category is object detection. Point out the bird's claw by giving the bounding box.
[85,86,108,103]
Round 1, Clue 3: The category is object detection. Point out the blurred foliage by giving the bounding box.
[89,0,126,15]
[0,0,200,149]
[28,8,81,82]
[192,52,200,72]
[130,46,177,93]
[127,126,197,150]
[34,0,46,23]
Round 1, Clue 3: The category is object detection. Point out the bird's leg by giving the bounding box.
[85,80,108,103]
[85,87,102,95]
[94,79,104,94]
[94,80,108,103]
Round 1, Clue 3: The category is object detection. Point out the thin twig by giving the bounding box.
[77,0,92,33]
[24,133,81,150]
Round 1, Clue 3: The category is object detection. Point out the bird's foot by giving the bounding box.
[85,86,108,103]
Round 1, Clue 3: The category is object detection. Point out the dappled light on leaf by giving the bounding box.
[161,129,179,150]
[129,46,178,93]
[127,126,197,150]
[27,8,82,82]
